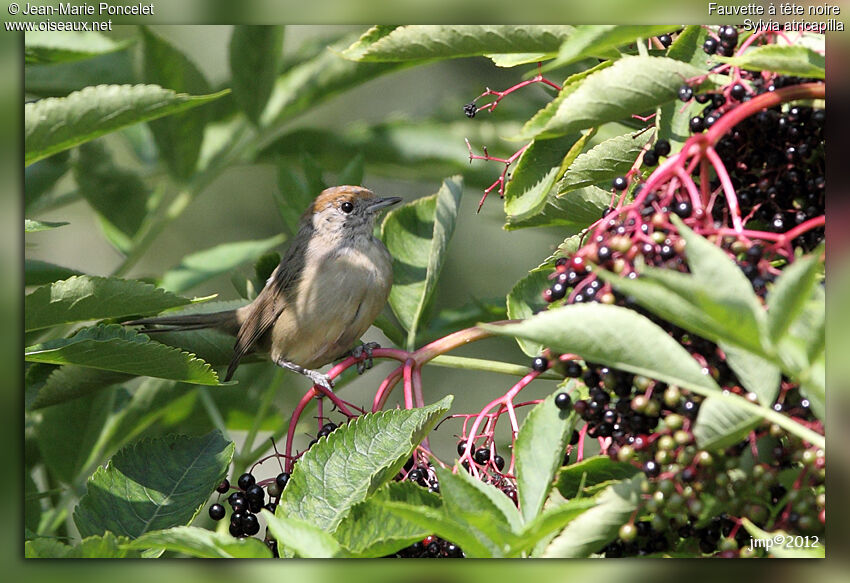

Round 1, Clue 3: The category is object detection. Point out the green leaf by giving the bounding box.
[36,389,112,483]
[27,364,131,410]
[542,474,643,557]
[506,268,551,356]
[342,25,574,62]
[278,396,452,531]
[717,44,825,79]
[519,56,713,140]
[25,537,73,558]
[487,53,556,67]
[25,259,84,287]
[422,298,506,346]
[141,27,213,180]
[515,391,576,523]
[25,31,129,64]
[381,501,493,558]
[25,275,191,331]
[129,526,272,558]
[740,518,825,558]
[25,219,68,232]
[430,466,517,556]
[230,25,285,124]
[333,482,442,558]
[265,511,348,558]
[555,456,640,499]
[504,131,591,224]
[25,152,71,211]
[73,430,234,538]
[767,250,823,343]
[481,304,720,394]
[692,397,761,451]
[25,324,221,385]
[26,532,138,558]
[74,140,151,245]
[337,153,365,186]
[666,25,711,69]
[517,497,597,553]
[381,176,462,350]
[25,84,225,166]
[542,25,681,71]
[261,34,407,128]
[25,473,42,533]
[505,184,611,231]
[720,343,780,404]
[557,130,653,196]
[274,161,313,235]
[160,234,286,294]
[25,50,135,98]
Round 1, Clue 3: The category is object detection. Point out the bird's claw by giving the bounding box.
[351,342,380,374]
[306,370,334,396]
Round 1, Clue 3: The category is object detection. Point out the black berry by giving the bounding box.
[237,472,256,491]
[555,392,572,411]
[209,503,226,521]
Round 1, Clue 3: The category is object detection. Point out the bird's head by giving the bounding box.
[306,186,402,236]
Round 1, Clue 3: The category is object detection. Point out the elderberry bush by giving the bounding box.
[26,25,825,560]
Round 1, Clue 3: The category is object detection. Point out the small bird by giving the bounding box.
[125,185,402,390]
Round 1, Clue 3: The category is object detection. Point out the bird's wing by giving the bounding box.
[224,252,302,382]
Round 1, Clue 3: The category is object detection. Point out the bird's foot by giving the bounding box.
[275,357,334,395]
[351,342,380,374]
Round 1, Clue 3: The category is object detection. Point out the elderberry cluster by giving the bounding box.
[386,535,465,558]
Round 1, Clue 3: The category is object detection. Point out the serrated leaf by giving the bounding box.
[25,275,191,331]
[504,131,590,224]
[740,518,825,558]
[25,324,220,385]
[557,130,653,196]
[28,364,131,410]
[448,465,523,534]
[73,431,234,539]
[381,176,462,350]
[36,389,112,483]
[333,481,443,557]
[692,397,761,451]
[25,259,84,287]
[141,27,212,180]
[25,219,68,232]
[555,456,640,499]
[506,269,551,356]
[519,56,714,140]
[381,501,493,557]
[25,31,129,64]
[542,474,642,557]
[261,34,407,128]
[25,537,73,558]
[278,396,452,531]
[74,140,151,245]
[487,52,556,67]
[430,466,516,556]
[481,304,720,394]
[160,234,286,294]
[25,152,71,211]
[516,497,597,553]
[25,84,225,166]
[720,342,780,405]
[515,391,576,523]
[767,250,823,343]
[342,25,574,62]
[264,511,348,558]
[542,25,681,71]
[230,25,285,125]
[129,526,272,558]
[717,44,825,79]
[667,25,711,68]
[505,184,611,231]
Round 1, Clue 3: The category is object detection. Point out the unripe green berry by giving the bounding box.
[664,385,682,407]
[617,445,635,463]
[619,523,638,542]
[664,413,684,431]
[696,451,714,467]
[674,430,692,445]
[657,435,675,451]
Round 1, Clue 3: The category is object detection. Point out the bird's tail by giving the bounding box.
[123,309,239,335]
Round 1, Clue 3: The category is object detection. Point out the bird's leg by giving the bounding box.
[350,341,381,374]
[274,357,334,393]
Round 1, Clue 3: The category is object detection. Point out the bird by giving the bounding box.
[124,185,402,391]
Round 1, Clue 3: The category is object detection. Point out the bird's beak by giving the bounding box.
[367,196,403,213]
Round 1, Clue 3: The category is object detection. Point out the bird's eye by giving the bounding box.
[340,201,354,214]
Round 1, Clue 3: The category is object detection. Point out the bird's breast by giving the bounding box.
[270,236,393,368]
